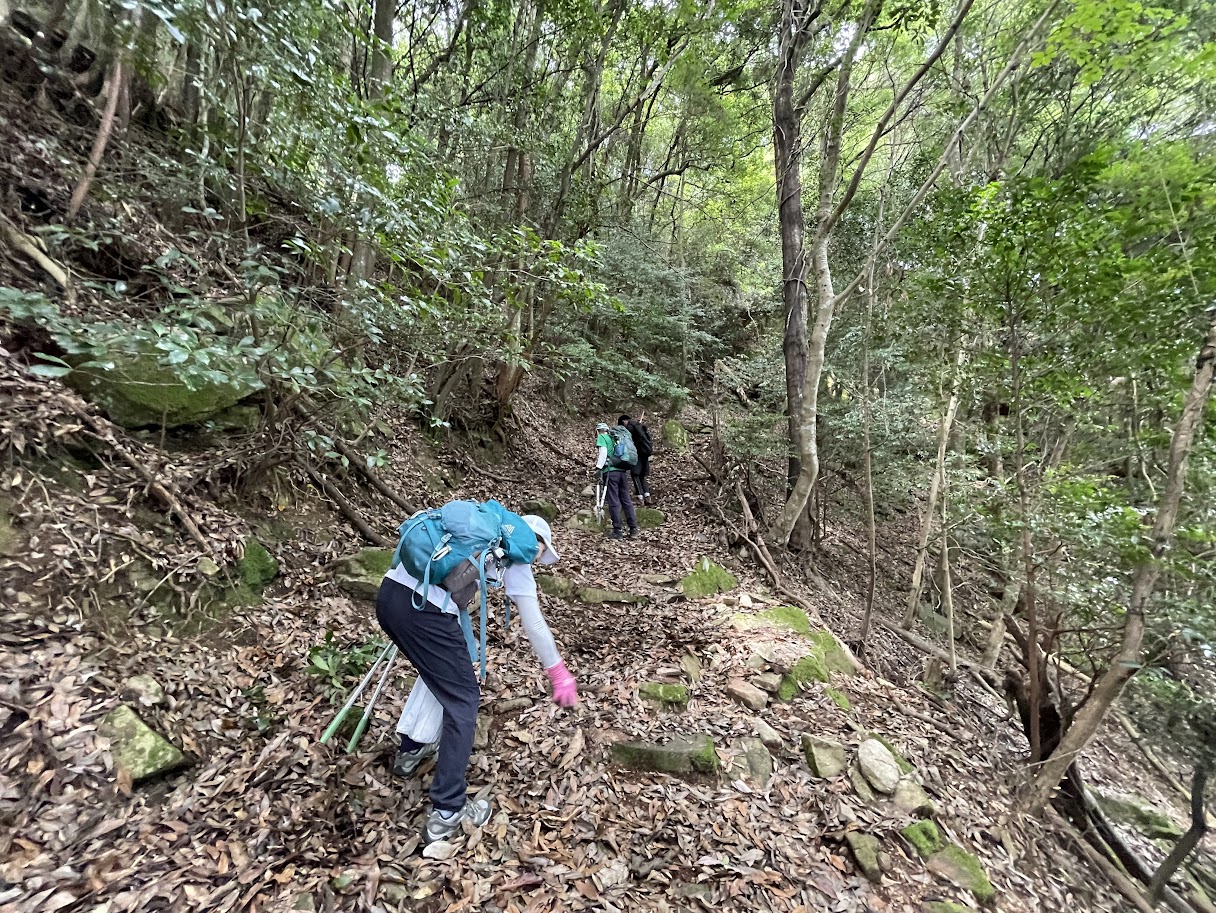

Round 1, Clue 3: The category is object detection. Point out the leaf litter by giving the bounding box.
[0,370,1154,913]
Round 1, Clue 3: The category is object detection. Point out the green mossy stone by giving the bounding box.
[634,507,666,528]
[777,654,831,701]
[0,499,20,557]
[868,733,914,774]
[336,548,393,602]
[577,587,648,605]
[662,419,688,452]
[680,558,737,599]
[566,509,608,532]
[901,820,945,858]
[801,734,846,778]
[825,687,851,710]
[640,682,690,707]
[238,539,279,591]
[99,704,186,782]
[66,345,261,429]
[521,499,559,523]
[537,574,576,599]
[611,734,718,776]
[927,846,995,904]
[922,903,971,913]
[1095,792,1184,840]
[807,629,859,676]
[845,832,883,883]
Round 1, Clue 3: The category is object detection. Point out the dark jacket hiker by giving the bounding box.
[618,414,653,504]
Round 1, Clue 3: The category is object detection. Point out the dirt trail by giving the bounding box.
[0,393,1143,913]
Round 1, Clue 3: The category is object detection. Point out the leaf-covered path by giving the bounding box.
[0,384,1153,913]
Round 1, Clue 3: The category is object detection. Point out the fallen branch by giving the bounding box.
[68,52,127,220]
[1050,808,1157,913]
[298,460,389,547]
[293,397,417,516]
[1,214,69,288]
[59,398,213,556]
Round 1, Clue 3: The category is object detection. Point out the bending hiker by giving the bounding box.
[595,421,639,539]
[375,503,578,844]
[618,413,653,504]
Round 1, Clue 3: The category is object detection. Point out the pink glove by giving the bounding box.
[545,661,578,707]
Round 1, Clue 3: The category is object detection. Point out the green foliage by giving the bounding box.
[305,632,386,698]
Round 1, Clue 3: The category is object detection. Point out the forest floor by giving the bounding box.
[1,76,1211,913]
[2,357,1211,913]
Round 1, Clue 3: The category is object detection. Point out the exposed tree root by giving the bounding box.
[297,460,389,547]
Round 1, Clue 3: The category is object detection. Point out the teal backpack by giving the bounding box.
[608,425,639,468]
[390,499,539,680]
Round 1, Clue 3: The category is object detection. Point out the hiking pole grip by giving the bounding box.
[321,643,391,745]
[346,646,398,753]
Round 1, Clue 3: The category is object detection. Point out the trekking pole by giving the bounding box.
[345,645,398,753]
[594,476,607,522]
[320,642,392,745]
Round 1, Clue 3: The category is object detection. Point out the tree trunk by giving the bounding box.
[902,347,964,625]
[347,0,395,285]
[1023,315,1216,813]
[68,52,127,221]
[1149,763,1209,904]
[939,487,957,674]
[771,0,880,546]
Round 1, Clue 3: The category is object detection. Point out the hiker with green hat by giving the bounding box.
[595,421,639,539]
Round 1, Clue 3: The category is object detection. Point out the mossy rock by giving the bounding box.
[807,629,859,676]
[577,587,648,605]
[777,654,830,700]
[335,548,393,602]
[845,832,883,884]
[923,903,971,913]
[611,733,718,777]
[824,687,851,710]
[680,558,737,599]
[537,574,576,599]
[868,733,914,774]
[521,499,559,523]
[927,846,995,904]
[207,404,262,432]
[238,539,279,591]
[566,509,608,533]
[66,345,261,429]
[901,820,945,858]
[640,681,690,708]
[1095,791,1184,840]
[99,704,187,782]
[635,507,666,529]
[662,419,688,452]
[0,497,20,557]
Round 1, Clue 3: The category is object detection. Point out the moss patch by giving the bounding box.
[521,499,559,523]
[807,629,859,675]
[662,419,688,452]
[777,654,830,700]
[640,682,690,707]
[335,548,393,602]
[1095,791,1184,840]
[634,507,666,528]
[680,558,737,599]
[845,833,883,884]
[824,687,851,710]
[923,903,971,913]
[901,820,945,858]
[238,539,279,591]
[577,587,648,605]
[927,845,995,903]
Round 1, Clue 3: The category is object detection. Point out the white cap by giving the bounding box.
[522,515,560,565]
[596,422,609,431]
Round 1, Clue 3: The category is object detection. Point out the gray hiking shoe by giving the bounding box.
[423,797,492,844]
[392,741,438,778]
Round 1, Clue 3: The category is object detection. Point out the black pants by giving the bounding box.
[631,453,651,499]
[375,578,479,812]
[604,470,638,533]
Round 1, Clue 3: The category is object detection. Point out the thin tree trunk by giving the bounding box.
[348,0,395,285]
[1024,315,1216,813]
[940,486,957,675]
[68,52,127,221]
[1149,763,1209,904]
[903,347,965,625]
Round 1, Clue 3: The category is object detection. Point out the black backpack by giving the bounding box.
[628,421,653,458]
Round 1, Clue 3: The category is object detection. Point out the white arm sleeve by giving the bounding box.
[503,564,562,669]
[596,444,608,469]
